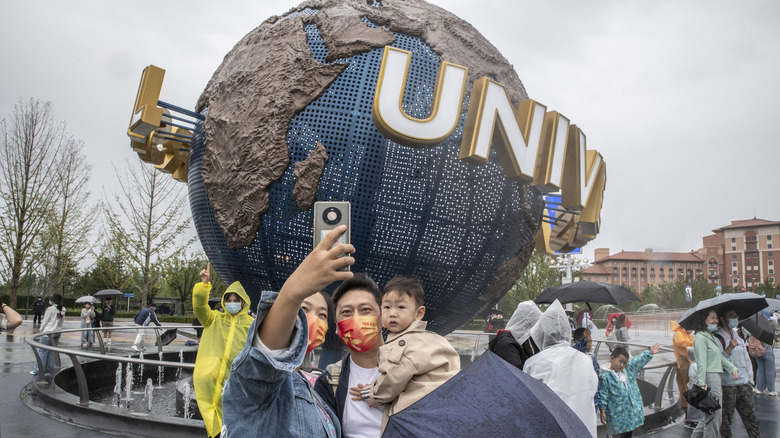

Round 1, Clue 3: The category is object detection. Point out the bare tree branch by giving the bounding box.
[103,159,194,307]
[0,99,68,308]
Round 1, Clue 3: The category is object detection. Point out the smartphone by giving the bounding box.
[313,201,351,271]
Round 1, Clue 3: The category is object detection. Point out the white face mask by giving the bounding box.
[224,302,242,315]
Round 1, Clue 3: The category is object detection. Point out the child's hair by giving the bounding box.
[332,273,381,307]
[51,294,64,319]
[616,314,627,328]
[317,290,334,319]
[610,346,629,359]
[382,276,425,308]
[572,327,588,341]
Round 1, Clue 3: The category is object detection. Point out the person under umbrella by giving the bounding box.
[80,302,96,349]
[714,308,760,438]
[691,309,738,438]
[488,300,541,370]
[524,300,599,437]
[750,314,776,397]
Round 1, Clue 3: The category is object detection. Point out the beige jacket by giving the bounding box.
[370,320,460,433]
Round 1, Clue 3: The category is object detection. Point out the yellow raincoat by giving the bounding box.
[670,320,694,408]
[193,281,254,437]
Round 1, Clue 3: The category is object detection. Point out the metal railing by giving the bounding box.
[26,325,196,407]
[448,331,680,411]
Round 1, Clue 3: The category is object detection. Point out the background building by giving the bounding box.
[705,218,779,291]
[583,249,704,294]
[583,218,779,294]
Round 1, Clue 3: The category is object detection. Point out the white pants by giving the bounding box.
[133,325,146,347]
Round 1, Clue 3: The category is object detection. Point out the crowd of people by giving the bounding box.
[3,225,777,438]
[671,307,776,438]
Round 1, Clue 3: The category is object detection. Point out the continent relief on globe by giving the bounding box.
[196,0,528,249]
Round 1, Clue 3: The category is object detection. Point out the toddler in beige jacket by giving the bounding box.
[352,276,460,433]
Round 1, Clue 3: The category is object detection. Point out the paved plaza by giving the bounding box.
[1,317,778,437]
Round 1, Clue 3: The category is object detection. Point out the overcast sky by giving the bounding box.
[1,0,778,263]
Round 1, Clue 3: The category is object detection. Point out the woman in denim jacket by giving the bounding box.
[221,226,354,438]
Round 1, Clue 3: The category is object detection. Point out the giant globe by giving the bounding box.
[188,0,544,334]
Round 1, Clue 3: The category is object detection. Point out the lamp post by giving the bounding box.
[550,254,590,310]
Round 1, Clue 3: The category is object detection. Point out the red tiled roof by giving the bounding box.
[713,218,780,232]
[583,265,611,274]
[597,250,703,263]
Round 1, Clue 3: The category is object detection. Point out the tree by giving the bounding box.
[656,277,716,309]
[159,251,207,315]
[104,159,193,307]
[36,144,96,298]
[754,278,777,298]
[496,250,562,315]
[78,233,133,294]
[0,99,69,308]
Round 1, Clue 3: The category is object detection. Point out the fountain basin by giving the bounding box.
[23,350,206,438]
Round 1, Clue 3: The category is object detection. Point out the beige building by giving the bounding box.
[582,218,779,293]
[583,249,704,294]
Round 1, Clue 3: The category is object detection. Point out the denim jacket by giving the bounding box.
[221,291,341,438]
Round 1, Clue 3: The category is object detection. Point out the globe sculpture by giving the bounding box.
[187,0,544,334]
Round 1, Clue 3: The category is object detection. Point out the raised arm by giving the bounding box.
[193,262,214,327]
[259,226,354,350]
[1,299,22,330]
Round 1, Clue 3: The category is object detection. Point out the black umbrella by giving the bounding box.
[535,281,640,309]
[94,289,124,297]
[383,352,590,437]
[155,329,178,347]
[740,313,775,345]
[678,292,768,330]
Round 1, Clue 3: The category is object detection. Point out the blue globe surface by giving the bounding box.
[188,14,543,334]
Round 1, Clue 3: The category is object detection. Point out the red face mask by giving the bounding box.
[306,313,328,354]
[337,315,380,353]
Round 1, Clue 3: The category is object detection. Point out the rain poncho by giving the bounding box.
[489,301,542,369]
[524,300,599,437]
[193,281,254,437]
[505,300,542,345]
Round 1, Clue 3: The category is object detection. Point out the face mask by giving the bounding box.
[305,313,328,354]
[224,302,242,315]
[707,324,718,332]
[337,315,380,353]
[727,318,739,329]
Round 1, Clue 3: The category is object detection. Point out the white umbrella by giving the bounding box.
[75,295,101,304]
[764,298,780,312]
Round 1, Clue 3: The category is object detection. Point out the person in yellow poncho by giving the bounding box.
[670,320,694,426]
[193,263,254,437]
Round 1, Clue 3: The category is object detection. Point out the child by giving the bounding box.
[354,275,460,433]
[599,344,661,438]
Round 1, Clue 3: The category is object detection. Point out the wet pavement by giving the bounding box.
[2,318,778,437]
[1,317,195,437]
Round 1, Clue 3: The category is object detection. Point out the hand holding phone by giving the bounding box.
[314,201,351,271]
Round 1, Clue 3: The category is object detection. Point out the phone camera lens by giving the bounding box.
[322,207,342,225]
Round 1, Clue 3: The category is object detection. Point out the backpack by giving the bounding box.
[747,336,765,358]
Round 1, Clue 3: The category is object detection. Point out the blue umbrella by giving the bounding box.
[764,298,780,312]
[383,351,590,437]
